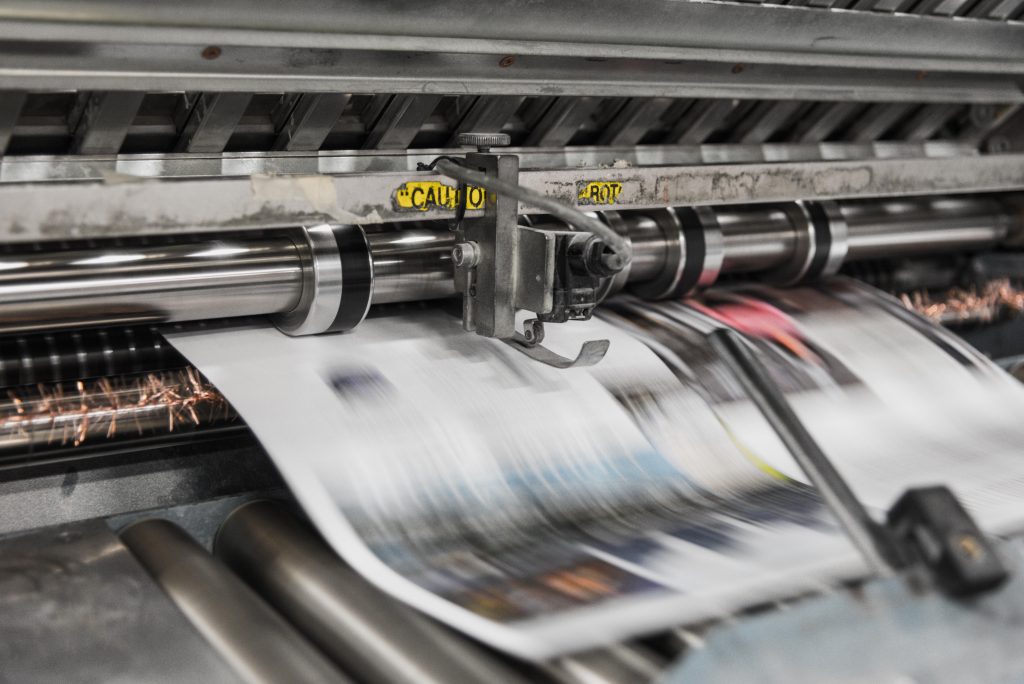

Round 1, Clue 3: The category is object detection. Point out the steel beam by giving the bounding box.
[0,153,1021,242]
[0,48,1019,103]
[0,0,1022,74]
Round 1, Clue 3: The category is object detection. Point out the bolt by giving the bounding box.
[202,46,222,60]
[452,241,480,268]
[957,534,984,560]
[499,55,516,68]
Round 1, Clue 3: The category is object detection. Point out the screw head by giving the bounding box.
[452,241,481,268]
[456,132,511,152]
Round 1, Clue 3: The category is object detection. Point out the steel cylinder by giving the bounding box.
[0,237,304,334]
[0,195,1014,335]
[215,500,531,684]
[121,518,351,684]
[842,197,1009,261]
[366,223,457,304]
[717,205,800,273]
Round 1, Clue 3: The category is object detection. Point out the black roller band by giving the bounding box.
[803,201,834,282]
[325,224,374,334]
[672,207,708,298]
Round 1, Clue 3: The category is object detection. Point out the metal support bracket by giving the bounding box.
[435,134,622,367]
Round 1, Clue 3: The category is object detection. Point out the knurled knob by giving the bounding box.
[456,132,511,151]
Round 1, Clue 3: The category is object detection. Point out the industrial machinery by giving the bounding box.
[2,1,1024,682]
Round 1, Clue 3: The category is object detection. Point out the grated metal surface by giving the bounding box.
[0,91,1016,158]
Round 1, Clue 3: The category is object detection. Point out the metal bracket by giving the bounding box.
[427,134,628,367]
[507,319,609,368]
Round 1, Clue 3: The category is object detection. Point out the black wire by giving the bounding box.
[419,156,471,232]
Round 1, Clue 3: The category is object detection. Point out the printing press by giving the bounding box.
[3,2,1024,682]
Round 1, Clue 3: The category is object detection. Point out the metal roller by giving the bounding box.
[120,518,352,684]
[0,367,235,460]
[214,500,532,684]
[0,195,1014,336]
[0,325,183,388]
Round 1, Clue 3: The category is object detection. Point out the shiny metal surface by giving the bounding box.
[718,205,799,273]
[0,519,244,684]
[272,225,343,335]
[0,325,182,387]
[0,197,1014,336]
[843,197,1010,260]
[367,223,456,304]
[215,500,531,684]
[121,518,351,684]
[0,237,303,334]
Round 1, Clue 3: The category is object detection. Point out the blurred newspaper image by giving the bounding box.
[166,279,1024,659]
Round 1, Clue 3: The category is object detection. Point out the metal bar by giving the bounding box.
[0,325,182,387]
[0,197,1011,337]
[70,91,145,155]
[215,500,532,684]
[176,93,252,153]
[597,97,674,146]
[0,91,26,156]
[365,224,455,304]
[273,93,350,152]
[0,521,246,684]
[731,101,805,144]
[362,94,442,150]
[0,154,1021,239]
[892,104,962,142]
[0,47,1019,104]
[911,0,972,14]
[668,100,739,145]
[0,142,979,184]
[846,103,916,142]
[0,236,304,333]
[788,102,861,143]
[843,196,1010,259]
[967,0,1024,17]
[121,518,351,684]
[706,328,903,574]
[1,0,1023,74]
[523,96,602,147]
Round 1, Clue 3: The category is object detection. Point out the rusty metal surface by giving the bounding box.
[0,154,1021,242]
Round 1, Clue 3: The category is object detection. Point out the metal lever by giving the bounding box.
[506,318,609,368]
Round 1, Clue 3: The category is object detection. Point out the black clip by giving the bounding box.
[888,485,1008,596]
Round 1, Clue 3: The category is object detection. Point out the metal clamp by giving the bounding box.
[425,137,621,368]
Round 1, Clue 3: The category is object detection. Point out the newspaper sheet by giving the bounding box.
[166,280,1024,658]
[167,307,858,658]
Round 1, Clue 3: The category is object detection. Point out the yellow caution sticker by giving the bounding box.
[393,181,486,212]
[577,181,624,206]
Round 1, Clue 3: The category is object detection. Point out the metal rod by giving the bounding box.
[0,237,303,334]
[706,328,906,575]
[0,367,236,458]
[0,196,1013,335]
[366,224,457,304]
[121,518,352,684]
[215,500,532,684]
[843,197,1009,260]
